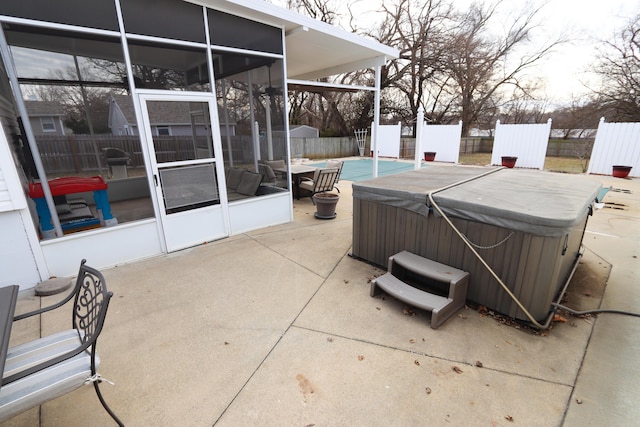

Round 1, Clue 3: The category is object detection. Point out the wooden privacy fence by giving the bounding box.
[36,134,143,175]
[398,137,488,158]
[290,136,357,159]
[34,134,595,176]
[36,134,264,174]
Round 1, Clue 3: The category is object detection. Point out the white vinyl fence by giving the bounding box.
[587,118,640,177]
[490,119,552,170]
[417,120,463,163]
[372,121,401,158]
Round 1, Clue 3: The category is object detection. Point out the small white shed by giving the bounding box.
[289,125,319,138]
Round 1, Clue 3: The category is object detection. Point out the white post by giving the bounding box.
[414,107,424,169]
[265,94,274,160]
[456,120,463,164]
[253,121,260,168]
[372,65,381,178]
[221,79,234,166]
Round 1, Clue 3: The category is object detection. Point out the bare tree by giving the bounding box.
[590,13,640,121]
[22,64,119,134]
[280,0,567,137]
[549,97,602,139]
[443,1,565,136]
[286,0,340,24]
[284,0,360,135]
[499,83,550,124]
[368,0,455,132]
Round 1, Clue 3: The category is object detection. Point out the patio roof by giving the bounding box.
[189,0,399,81]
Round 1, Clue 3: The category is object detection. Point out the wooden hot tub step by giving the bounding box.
[370,251,469,329]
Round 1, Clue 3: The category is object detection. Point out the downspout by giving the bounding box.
[0,27,63,237]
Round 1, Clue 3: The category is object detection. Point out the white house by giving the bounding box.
[0,0,398,288]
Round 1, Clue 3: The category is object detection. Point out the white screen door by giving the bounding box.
[138,94,228,252]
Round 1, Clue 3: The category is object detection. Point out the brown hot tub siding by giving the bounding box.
[352,167,597,322]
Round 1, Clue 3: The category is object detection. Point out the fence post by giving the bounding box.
[414,107,424,169]
[64,135,80,173]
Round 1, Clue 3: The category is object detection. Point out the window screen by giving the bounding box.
[121,0,206,43]
[127,40,210,91]
[160,164,219,213]
[0,0,119,31]
[208,10,282,55]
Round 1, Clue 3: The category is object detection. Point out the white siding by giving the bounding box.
[587,118,640,177]
[0,167,10,210]
[490,119,552,170]
[0,210,42,289]
[420,121,463,163]
[0,129,27,212]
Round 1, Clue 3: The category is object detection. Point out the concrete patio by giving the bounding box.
[3,168,639,427]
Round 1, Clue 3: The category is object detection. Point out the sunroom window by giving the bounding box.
[4,23,155,239]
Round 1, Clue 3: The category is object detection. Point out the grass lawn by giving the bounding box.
[458,153,589,174]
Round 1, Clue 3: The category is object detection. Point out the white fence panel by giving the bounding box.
[490,119,552,169]
[587,118,640,177]
[373,122,401,158]
[0,128,27,212]
[420,121,463,163]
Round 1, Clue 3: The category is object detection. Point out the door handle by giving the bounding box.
[153,174,158,187]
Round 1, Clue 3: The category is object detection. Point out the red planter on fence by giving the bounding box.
[501,156,518,168]
[612,165,632,178]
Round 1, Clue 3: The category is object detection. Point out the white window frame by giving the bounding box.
[156,125,171,136]
[40,117,56,133]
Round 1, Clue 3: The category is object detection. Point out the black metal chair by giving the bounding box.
[0,260,124,426]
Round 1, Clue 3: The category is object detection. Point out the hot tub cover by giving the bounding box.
[352,165,602,237]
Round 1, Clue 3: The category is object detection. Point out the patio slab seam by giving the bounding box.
[288,324,578,388]
[212,238,352,424]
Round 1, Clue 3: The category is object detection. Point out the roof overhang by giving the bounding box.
[187,0,399,80]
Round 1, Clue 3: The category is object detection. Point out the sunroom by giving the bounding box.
[0,0,397,286]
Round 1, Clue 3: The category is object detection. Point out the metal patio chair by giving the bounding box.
[297,167,340,203]
[325,159,343,192]
[0,260,124,426]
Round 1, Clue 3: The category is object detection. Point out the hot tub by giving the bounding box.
[352,165,601,323]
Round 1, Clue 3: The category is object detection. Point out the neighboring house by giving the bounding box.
[109,94,236,137]
[23,100,66,136]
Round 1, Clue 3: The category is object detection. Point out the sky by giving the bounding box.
[272,0,639,106]
[508,0,638,104]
